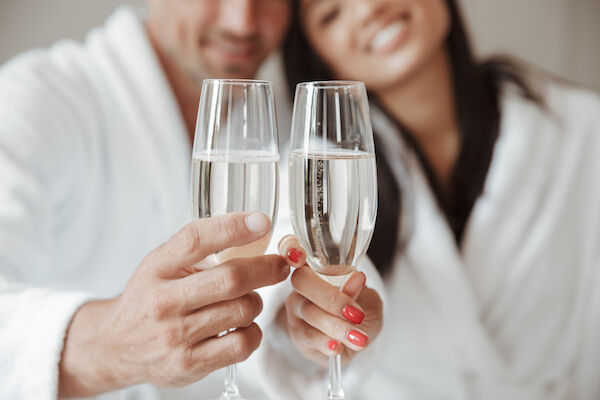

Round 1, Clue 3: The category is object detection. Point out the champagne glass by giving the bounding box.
[191,79,279,400]
[288,81,378,399]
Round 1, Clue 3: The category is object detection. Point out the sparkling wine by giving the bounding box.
[289,149,377,282]
[192,150,279,266]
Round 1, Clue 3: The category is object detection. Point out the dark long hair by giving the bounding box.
[283,0,542,277]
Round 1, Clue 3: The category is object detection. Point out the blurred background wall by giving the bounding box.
[1,0,599,90]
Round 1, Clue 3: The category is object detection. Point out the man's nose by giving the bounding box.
[220,0,258,37]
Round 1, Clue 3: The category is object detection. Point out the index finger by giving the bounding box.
[278,235,307,267]
[150,212,271,278]
[176,254,290,312]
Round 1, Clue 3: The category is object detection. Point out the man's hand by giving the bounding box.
[58,213,290,398]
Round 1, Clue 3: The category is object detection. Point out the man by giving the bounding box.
[0,0,291,398]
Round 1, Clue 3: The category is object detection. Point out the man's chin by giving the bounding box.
[221,64,256,79]
[203,57,261,79]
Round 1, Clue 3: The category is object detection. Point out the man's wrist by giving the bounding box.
[58,298,130,398]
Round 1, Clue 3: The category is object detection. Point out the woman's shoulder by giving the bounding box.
[501,74,600,140]
[544,78,600,125]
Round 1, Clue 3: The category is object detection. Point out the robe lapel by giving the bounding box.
[103,8,191,235]
[371,104,507,378]
[405,153,507,379]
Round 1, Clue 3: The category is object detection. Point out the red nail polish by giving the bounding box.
[327,339,338,351]
[348,330,368,347]
[287,248,303,264]
[342,305,364,324]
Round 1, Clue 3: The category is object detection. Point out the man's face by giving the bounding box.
[147,0,291,80]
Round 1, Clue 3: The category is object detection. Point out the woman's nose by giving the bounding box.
[353,0,385,25]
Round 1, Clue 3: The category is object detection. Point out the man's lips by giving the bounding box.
[204,39,259,61]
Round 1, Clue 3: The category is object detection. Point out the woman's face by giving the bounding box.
[301,0,451,90]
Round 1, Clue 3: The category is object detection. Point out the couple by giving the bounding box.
[1,0,600,399]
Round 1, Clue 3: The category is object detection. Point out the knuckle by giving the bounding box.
[285,292,301,315]
[284,295,296,318]
[139,251,157,271]
[290,267,305,288]
[324,292,340,311]
[151,290,176,318]
[303,325,321,346]
[246,292,263,318]
[182,222,202,258]
[215,217,243,244]
[231,332,256,360]
[298,298,312,319]
[332,321,348,341]
[267,255,286,281]
[232,297,256,325]
[160,323,180,347]
[176,347,195,375]
[218,266,244,295]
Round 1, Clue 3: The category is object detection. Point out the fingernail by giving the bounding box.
[327,339,338,351]
[287,248,303,264]
[245,213,269,234]
[348,330,368,347]
[359,272,367,287]
[342,305,364,324]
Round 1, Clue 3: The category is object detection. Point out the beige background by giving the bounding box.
[0,0,599,90]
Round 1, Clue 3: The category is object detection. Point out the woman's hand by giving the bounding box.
[277,235,383,367]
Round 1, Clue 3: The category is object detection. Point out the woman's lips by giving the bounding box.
[368,17,410,55]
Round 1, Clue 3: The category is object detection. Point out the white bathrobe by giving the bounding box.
[250,81,600,399]
[0,6,293,399]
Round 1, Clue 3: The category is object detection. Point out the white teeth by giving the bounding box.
[370,21,406,52]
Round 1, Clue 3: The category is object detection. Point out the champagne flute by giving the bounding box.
[288,81,378,399]
[191,79,279,400]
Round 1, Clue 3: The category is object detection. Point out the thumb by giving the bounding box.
[342,271,366,300]
[151,212,271,278]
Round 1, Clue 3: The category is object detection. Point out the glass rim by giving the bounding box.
[296,80,365,90]
[202,78,272,86]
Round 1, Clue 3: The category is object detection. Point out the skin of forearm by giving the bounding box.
[58,298,130,398]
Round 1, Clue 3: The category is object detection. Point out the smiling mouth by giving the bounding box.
[210,41,257,58]
[201,33,260,62]
[368,15,410,54]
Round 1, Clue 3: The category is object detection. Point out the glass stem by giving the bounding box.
[221,364,240,400]
[328,354,344,399]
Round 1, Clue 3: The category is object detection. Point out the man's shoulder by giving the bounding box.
[0,40,107,160]
[0,38,98,98]
[0,5,143,107]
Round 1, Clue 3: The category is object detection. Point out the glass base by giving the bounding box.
[208,395,251,400]
[207,394,248,400]
[315,271,353,287]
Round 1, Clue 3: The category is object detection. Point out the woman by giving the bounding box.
[252,0,600,399]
